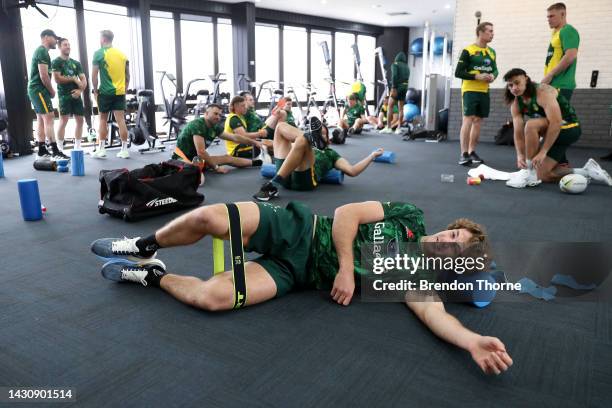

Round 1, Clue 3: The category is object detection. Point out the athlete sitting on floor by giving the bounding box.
[339,93,368,138]
[92,200,512,375]
[241,92,297,156]
[369,95,400,130]
[252,117,383,201]
[503,68,612,188]
[172,104,262,175]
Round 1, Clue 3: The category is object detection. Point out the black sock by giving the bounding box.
[145,267,166,287]
[252,159,263,167]
[270,174,284,188]
[38,142,47,155]
[136,234,160,257]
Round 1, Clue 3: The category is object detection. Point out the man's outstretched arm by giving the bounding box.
[333,148,384,177]
[406,295,513,375]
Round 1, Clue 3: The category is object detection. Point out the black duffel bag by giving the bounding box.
[98,159,204,221]
[495,121,514,146]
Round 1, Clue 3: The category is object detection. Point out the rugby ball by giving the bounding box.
[559,174,588,194]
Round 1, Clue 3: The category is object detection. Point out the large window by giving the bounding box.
[255,24,279,84]
[357,35,376,101]
[310,30,332,101]
[84,0,134,95]
[217,18,234,94]
[283,26,307,101]
[150,11,176,103]
[21,0,79,109]
[181,15,214,95]
[334,32,355,100]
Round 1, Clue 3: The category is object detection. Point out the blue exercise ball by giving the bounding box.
[404,103,420,121]
[410,38,424,56]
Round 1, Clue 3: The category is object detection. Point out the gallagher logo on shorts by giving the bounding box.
[146,197,178,208]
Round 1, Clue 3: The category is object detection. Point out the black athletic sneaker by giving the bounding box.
[304,116,326,150]
[459,152,472,166]
[348,127,355,135]
[37,145,51,160]
[51,150,70,161]
[469,151,484,164]
[253,182,279,202]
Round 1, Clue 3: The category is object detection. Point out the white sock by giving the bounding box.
[573,167,588,177]
[98,141,105,150]
[57,139,64,152]
[74,139,81,150]
[121,141,128,151]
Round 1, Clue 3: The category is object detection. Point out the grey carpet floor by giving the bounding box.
[1,131,611,407]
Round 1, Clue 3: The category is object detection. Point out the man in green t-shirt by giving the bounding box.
[91,30,130,159]
[542,2,579,101]
[339,93,368,137]
[240,92,297,156]
[252,117,383,201]
[27,29,69,160]
[52,38,87,151]
[171,103,262,176]
[93,200,511,375]
[380,52,410,135]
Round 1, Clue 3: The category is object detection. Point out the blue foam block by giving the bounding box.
[57,166,69,173]
[71,150,85,176]
[373,151,395,163]
[18,179,43,221]
[56,159,69,167]
[0,152,4,178]
[260,163,343,184]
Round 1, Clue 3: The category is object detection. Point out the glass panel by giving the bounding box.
[334,32,355,100]
[151,13,176,103]
[217,20,234,94]
[282,26,307,101]
[357,34,376,101]
[21,4,79,111]
[180,19,214,94]
[255,24,279,85]
[310,31,332,101]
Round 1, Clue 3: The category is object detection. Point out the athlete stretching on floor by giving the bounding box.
[252,117,383,201]
[503,68,612,188]
[92,200,512,375]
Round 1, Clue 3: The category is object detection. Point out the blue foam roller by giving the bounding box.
[18,179,43,221]
[71,149,85,176]
[0,152,4,178]
[261,163,343,184]
[374,151,396,163]
[57,166,69,173]
[261,163,276,178]
[56,159,69,167]
[320,169,344,184]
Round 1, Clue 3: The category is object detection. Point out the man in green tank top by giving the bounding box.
[542,3,579,101]
[503,68,612,188]
[93,200,511,375]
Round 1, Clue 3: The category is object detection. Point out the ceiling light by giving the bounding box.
[445,4,451,8]
[321,0,327,4]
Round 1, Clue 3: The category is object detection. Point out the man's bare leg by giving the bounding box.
[160,262,277,311]
[57,115,70,148]
[468,116,482,153]
[276,134,314,178]
[273,122,303,158]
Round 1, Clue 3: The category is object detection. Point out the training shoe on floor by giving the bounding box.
[116,149,130,159]
[91,237,156,262]
[91,148,106,158]
[379,127,393,134]
[253,182,279,202]
[505,169,541,188]
[51,150,70,161]
[101,259,166,286]
[458,152,471,166]
[469,151,484,164]
[394,127,404,135]
[583,158,612,186]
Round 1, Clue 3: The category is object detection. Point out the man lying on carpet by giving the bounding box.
[92,199,513,375]
[253,117,383,201]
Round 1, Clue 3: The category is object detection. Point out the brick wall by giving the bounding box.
[448,0,612,148]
